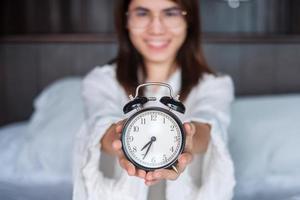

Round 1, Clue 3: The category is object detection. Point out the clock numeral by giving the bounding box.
[151,114,157,121]
[163,154,167,162]
[128,136,134,142]
[170,125,175,131]
[151,157,156,163]
[141,118,146,124]
[174,136,180,142]
[170,146,174,153]
[163,117,165,124]
[133,126,139,132]
[132,146,137,153]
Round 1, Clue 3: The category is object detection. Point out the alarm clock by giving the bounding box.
[121,82,186,172]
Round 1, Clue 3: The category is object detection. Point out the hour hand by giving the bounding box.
[141,140,152,151]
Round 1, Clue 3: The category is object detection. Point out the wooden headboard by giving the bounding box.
[1,34,300,125]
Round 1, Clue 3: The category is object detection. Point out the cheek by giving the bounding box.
[172,26,187,35]
[172,28,187,45]
[172,28,187,40]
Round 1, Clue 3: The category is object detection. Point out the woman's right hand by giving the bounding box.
[100,120,147,180]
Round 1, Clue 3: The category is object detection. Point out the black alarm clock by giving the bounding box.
[121,82,185,172]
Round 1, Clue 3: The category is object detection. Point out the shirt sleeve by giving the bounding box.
[72,66,148,200]
[166,74,236,200]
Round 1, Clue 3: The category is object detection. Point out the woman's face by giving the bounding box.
[127,0,187,66]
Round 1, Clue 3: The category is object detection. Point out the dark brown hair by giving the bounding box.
[114,0,213,101]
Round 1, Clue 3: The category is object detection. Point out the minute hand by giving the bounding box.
[143,142,153,160]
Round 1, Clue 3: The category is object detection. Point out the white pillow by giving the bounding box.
[229,95,300,199]
[16,77,84,181]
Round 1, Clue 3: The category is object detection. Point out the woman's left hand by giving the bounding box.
[144,122,196,186]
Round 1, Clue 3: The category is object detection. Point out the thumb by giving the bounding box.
[184,122,196,137]
[115,120,126,133]
[183,122,196,153]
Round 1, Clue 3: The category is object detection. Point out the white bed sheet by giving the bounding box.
[229,95,300,200]
[0,122,28,181]
[0,78,80,200]
[0,180,72,200]
[0,122,73,200]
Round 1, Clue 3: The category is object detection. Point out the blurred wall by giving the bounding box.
[1,0,299,35]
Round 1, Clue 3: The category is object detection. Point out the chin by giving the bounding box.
[143,50,176,63]
[144,55,173,64]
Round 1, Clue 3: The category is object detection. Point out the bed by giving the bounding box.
[1,76,300,200]
[1,37,300,199]
[0,78,82,200]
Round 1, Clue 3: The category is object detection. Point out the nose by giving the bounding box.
[148,15,166,34]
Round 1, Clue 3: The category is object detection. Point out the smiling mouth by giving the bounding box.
[145,40,170,49]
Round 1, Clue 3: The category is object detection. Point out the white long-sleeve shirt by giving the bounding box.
[73,64,236,200]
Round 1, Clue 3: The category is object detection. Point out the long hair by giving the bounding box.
[114,0,213,101]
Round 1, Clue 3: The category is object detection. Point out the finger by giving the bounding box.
[152,168,178,181]
[113,140,126,163]
[145,171,160,185]
[183,122,196,152]
[119,157,136,176]
[136,169,146,179]
[177,153,193,173]
[115,120,126,133]
[115,124,123,134]
[111,139,124,157]
[112,139,122,151]
[126,162,136,176]
[145,179,160,186]
[145,171,155,181]
[184,122,196,136]
[178,152,193,166]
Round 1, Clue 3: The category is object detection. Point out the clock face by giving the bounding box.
[121,107,185,171]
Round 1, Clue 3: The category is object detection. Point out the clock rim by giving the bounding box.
[121,106,185,171]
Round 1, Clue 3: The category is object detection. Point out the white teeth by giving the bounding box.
[146,40,168,47]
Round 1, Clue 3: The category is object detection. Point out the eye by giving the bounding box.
[134,9,149,17]
[163,8,182,17]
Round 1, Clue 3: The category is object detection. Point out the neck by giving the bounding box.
[144,60,177,83]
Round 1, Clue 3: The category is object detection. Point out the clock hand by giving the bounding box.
[142,136,156,159]
[143,142,153,160]
[141,140,152,151]
[140,136,157,151]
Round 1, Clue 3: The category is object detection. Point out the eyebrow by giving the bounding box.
[162,6,182,12]
[132,6,181,12]
[132,6,150,12]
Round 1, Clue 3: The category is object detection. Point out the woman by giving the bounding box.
[73,0,235,199]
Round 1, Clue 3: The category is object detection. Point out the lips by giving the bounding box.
[145,39,170,50]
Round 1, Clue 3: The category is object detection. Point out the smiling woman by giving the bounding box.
[73,0,235,200]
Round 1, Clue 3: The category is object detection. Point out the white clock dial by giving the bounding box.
[122,108,184,170]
